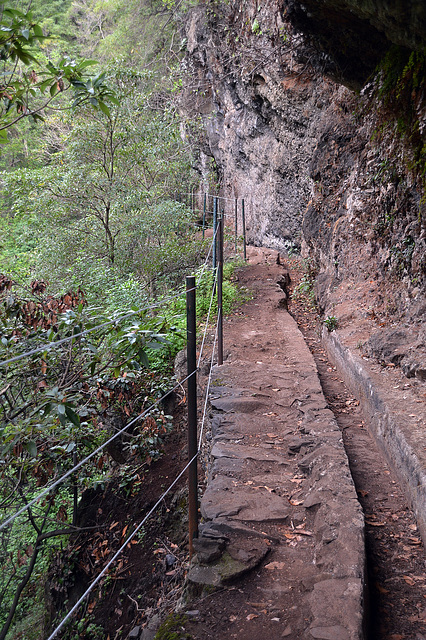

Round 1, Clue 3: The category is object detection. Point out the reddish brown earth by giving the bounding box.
[55,249,425,640]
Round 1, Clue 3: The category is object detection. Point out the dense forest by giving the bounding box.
[0,2,230,637]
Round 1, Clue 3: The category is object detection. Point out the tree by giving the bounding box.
[4,64,203,300]
[0,5,118,140]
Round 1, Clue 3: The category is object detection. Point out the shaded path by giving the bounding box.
[183,248,365,640]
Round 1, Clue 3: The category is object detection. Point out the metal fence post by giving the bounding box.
[242,198,247,261]
[234,197,238,254]
[186,275,198,554]
[213,196,218,271]
[202,193,207,239]
[217,216,224,366]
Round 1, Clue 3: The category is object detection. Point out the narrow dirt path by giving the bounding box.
[84,248,425,640]
[180,248,426,640]
[182,247,364,640]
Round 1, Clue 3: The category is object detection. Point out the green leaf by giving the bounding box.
[33,24,43,38]
[21,28,29,40]
[57,403,66,415]
[78,59,98,70]
[139,350,149,367]
[98,101,110,117]
[26,440,37,458]
[3,8,23,17]
[38,78,52,92]
[65,407,80,427]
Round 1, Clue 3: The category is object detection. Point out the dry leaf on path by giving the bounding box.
[265,561,286,570]
[375,582,390,594]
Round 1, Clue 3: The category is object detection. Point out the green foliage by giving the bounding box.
[0,277,178,635]
[0,6,118,137]
[251,18,261,35]
[324,315,338,332]
[2,63,199,297]
[0,209,39,278]
[292,273,316,307]
[154,614,191,640]
[0,0,203,634]
[375,46,426,184]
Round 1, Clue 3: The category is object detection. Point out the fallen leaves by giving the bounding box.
[246,614,259,621]
[265,561,285,570]
[407,537,422,546]
[375,582,390,594]
[288,497,304,506]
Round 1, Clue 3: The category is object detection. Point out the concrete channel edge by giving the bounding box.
[323,328,426,545]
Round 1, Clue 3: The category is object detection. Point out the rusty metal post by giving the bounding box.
[242,198,247,261]
[217,216,224,366]
[186,275,198,554]
[234,197,238,253]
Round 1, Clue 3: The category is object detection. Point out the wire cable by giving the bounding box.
[0,221,220,368]
[45,447,198,640]
[0,244,219,532]
[0,287,195,368]
[198,311,219,450]
[179,192,249,204]
[195,221,219,284]
[46,311,220,640]
[197,268,218,370]
[0,369,196,532]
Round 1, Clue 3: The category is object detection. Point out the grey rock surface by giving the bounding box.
[323,326,426,545]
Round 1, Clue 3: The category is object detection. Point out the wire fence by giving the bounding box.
[0,200,241,639]
[45,228,224,640]
[0,210,221,370]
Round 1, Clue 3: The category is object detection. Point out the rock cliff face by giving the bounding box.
[182,0,426,377]
[183,1,333,250]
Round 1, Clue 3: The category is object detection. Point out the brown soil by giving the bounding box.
[54,252,425,640]
[178,251,425,640]
[48,408,190,640]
